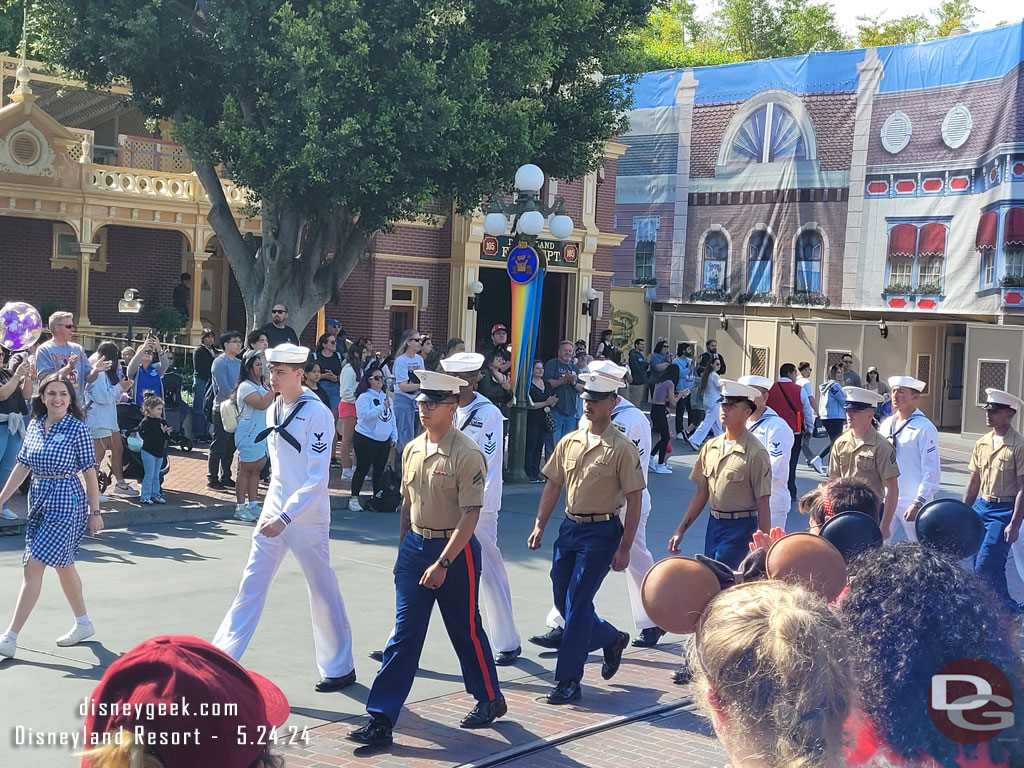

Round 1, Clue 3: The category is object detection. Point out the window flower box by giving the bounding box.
[689,288,732,304]
[785,291,830,307]
[737,291,777,306]
[999,275,1024,288]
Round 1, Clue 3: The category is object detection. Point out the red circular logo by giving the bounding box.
[928,658,1015,744]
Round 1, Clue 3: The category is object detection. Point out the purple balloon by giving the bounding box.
[0,302,43,351]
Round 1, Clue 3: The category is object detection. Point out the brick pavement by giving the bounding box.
[277,641,726,768]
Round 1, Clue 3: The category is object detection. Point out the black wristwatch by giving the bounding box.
[437,556,451,569]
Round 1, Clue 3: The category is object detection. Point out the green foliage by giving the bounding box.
[786,291,830,307]
[715,0,849,61]
[0,1,23,55]
[882,282,913,295]
[914,282,944,296]
[610,0,742,72]
[690,288,732,302]
[933,0,978,37]
[737,291,777,305]
[609,307,640,352]
[148,305,185,339]
[999,275,1024,288]
[856,14,932,46]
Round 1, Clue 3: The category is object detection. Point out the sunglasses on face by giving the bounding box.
[272,309,286,315]
[369,375,383,381]
[61,324,75,329]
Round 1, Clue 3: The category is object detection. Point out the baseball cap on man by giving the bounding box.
[326,319,340,327]
[491,324,507,334]
[81,635,289,768]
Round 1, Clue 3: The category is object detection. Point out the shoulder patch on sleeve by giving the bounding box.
[473,470,484,486]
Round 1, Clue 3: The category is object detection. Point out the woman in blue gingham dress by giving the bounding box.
[0,373,105,659]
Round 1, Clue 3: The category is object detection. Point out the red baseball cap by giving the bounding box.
[81,636,289,768]
[491,324,508,334]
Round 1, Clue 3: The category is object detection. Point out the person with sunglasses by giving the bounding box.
[257,304,299,348]
[35,312,100,402]
[350,365,396,511]
[391,329,425,469]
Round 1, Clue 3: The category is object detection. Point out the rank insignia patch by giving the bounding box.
[311,431,328,454]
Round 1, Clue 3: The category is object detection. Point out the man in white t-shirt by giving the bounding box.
[795,361,824,475]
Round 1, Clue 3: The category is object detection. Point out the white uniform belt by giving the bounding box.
[412,523,455,539]
[711,509,757,520]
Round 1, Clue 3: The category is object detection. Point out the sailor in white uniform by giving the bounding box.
[440,352,522,664]
[213,343,356,692]
[739,375,794,529]
[529,360,665,650]
[878,375,941,542]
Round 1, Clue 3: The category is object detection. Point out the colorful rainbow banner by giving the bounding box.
[506,241,545,398]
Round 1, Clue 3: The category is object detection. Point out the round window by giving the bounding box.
[880,111,912,154]
[941,104,972,150]
[9,131,40,166]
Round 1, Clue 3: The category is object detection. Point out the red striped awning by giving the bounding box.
[918,222,946,258]
[887,223,917,257]
[1005,208,1024,247]
[976,211,997,250]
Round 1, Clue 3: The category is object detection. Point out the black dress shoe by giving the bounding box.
[494,646,521,666]
[601,631,630,680]
[527,626,563,649]
[460,696,507,728]
[545,680,581,705]
[221,477,236,488]
[632,627,666,648]
[347,714,392,746]
[206,479,224,490]
[368,649,384,662]
[672,659,694,685]
[315,670,356,692]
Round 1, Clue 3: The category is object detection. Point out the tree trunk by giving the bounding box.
[192,161,369,337]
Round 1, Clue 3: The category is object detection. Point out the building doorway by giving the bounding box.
[476,267,569,363]
[390,305,415,354]
[941,336,965,428]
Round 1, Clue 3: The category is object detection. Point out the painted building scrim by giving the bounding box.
[612,23,1024,437]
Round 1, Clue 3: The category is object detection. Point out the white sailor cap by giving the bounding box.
[580,372,622,401]
[982,388,1024,411]
[414,370,464,403]
[737,374,773,392]
[585,359,628,383]
[718,379,761,406]
[441,352,485,375]
[265,343,310,364]
[843,386,886,410]
[888,375,926,392]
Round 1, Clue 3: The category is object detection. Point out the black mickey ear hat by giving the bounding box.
[915,499,985,559]
[819,511,883,562]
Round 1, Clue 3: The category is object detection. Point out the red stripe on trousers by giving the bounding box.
[462,544,496,701]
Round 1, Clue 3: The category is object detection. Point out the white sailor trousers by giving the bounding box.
[474,510,521,653]
[547,494,657,631]
[213,518,355,678]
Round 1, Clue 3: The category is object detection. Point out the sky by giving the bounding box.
[693,0,1020,38]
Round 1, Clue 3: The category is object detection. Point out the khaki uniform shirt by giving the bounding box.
[829,426,899,505]
[542,423,645,516]
[690,430,772,513]
[969,427,1024,500]
[402,427,486,530]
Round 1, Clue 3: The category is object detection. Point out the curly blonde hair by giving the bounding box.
[691,581,853,768]
[82,732,284,768]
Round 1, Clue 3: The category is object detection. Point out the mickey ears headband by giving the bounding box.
[641,533,848,635]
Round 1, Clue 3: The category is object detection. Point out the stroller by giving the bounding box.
[96,403,191,493]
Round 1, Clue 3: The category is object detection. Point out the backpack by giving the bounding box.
[367,466,402,514]
[219,393,240,433]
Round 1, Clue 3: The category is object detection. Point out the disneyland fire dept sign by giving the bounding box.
[481,235,579,268]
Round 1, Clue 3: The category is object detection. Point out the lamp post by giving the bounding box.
[118,288,143,342]
[484,163,575,483]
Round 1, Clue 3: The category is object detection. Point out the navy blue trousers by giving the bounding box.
[704,515,758,570]
[973,499,1015,609]
[551,516,623,683]
[366,532,500,726]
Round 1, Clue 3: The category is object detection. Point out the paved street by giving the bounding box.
[0,431,1020,767]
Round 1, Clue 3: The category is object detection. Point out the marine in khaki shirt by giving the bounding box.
[828,387,900,539]
[670,381,772,571]
[402,427,485,533]
[541,424,646,516]
[963,388,1024,611]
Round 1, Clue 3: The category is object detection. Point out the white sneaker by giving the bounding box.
[56,622,95,647]
[1,507,17,521]
[648,458,657,471]
[0,633,15,658]
[233,506,258,522]
[341,468,354,481]
[97,494,110,503]
[247,502,262,515]
[348,497,363,512]
[810,457,825,475]
[675,432,686,440]
[114,483,140,497]
[654,464,673,474]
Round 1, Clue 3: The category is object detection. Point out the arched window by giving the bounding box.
[747,231,773,293]
[729,103,807,164]
[795,231,823,293]
[702,232,728,291]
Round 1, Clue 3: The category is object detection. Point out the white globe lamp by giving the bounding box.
[517,210,545,236]
[514,164,544,193]
[483,212,508,236]
[549,214,574,240]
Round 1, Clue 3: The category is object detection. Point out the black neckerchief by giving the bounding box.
[255,397,307,452]
[882,412,920,454]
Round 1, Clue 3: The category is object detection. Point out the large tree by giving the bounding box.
[611,0,742,72]
[715,0,848,61]
[30,0,652,332]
